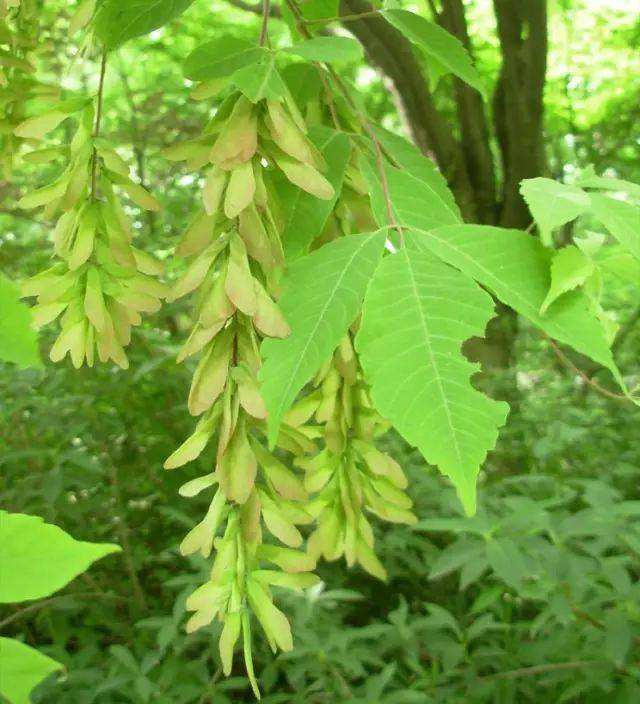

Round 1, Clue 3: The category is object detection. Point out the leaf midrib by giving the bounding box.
[402,249,464,471]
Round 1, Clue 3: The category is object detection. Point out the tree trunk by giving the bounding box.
[493,0,548,227]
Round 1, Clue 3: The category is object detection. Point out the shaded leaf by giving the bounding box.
[184,35,267,81]
[283,37,363,63]
[232,56,287,103]
[486,537,527,591]
[94,0,195,50]
[605,611,632,666]
[275,126,350,260]
[372,127,461,221]
[382,10,487,98]
[364,160,461,232]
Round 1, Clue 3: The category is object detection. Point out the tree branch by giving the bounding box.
[226,0,280,17]
[480,660,606,681]
[612,306,640,355]
[0,592,127,630]
[259,0,271,45]
[547,337,629,403]
[90,49,108,197]
[339,0,479,220]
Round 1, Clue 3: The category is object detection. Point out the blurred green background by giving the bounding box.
[1,1,639,701]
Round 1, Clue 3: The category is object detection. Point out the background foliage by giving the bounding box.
[1,0,639,702]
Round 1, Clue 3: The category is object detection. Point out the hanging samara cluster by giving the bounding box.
[162,87,342,693]
[18,95,165,369]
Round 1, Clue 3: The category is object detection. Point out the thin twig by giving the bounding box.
[227,0,281,18]
[612,305,640,354]
[426,0,439,20]
[327,661,353,697]
[318,69,342,130]
[329,68,404,243]
[0,592,127,630]
[90,49,108,198]
[116,59,157,235]
[569,599,640,646]
[303,10,381,24]
[258,0,271,46]
[479,659,604,681]
[547,337,628,402]
[284,0,404,244]
[196,668,223,704]
[107,457,148,613]
[225,0,334,36]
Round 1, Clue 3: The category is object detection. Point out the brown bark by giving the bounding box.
[340,0,480,221]
[440,0,498,224]
[493,0,548,227]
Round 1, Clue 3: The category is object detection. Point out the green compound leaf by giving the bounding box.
[0,274,41,369]
[382,9,487,99]
[283,37,363,64]
[411,226,623,387]
[94,0,195,50]
[520,177,591,247]
[356,248,509,515]
[598,246,640,289]
[184,35,267,82]
[260,232,387,446]
[275,126,350,261]
[0,511,121,603]
[0,637,63,704]
[485,537,528,591]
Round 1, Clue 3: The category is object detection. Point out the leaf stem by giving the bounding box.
[259,0,271,46]
[547,337,628,402]
[479,659,605,681]
[90,48,108,198]
[0,592,127,630]
[284,0,404,244]
[327,67,404,243]
[318,68,342,130]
